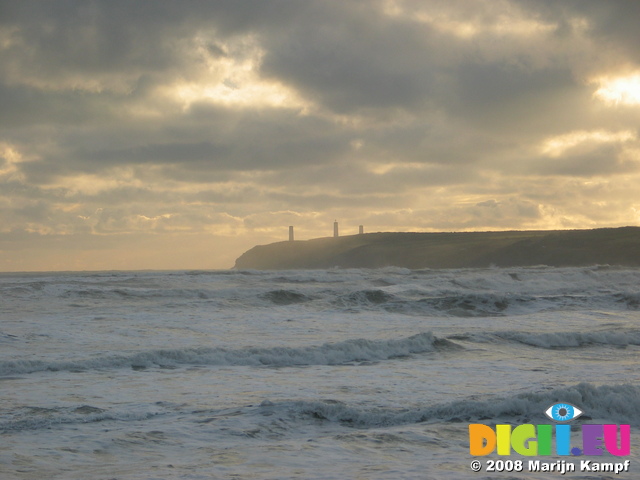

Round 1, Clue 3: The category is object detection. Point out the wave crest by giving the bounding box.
[0,332,440,375]
[265,383,640,427]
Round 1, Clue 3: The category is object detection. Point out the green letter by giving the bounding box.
[512,424,537,456]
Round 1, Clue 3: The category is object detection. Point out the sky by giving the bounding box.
[1,0,640,271]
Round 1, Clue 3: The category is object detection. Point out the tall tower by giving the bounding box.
[359,225,364,235]
[333,220,339,238]
[289,226,294,242]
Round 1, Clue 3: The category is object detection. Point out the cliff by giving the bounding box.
[233,227,640,270]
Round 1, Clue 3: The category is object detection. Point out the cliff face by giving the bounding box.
[233,227,640,270]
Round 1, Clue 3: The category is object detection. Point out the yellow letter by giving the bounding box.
[497,424,512,455]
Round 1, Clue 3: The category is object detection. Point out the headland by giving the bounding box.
[234,227,640,270]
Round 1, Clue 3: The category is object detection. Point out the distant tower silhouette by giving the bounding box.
[289,226,294,242]
[334,220,339,238]
[359,225,364,235]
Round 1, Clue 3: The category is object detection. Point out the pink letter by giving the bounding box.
[604,425,630,456]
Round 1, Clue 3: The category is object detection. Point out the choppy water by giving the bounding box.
[1,266,639,479]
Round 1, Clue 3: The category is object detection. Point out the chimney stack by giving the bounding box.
[359,225,364,234]
[333,220,339,238]
[289,226,294,242]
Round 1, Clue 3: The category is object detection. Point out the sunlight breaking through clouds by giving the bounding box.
[168,34,310,110]
[593,73,640,106]
[540,130,637,158]
[172,80,307,110]
[383,0,557,38]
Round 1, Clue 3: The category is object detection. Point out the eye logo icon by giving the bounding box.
[545,403,583,422]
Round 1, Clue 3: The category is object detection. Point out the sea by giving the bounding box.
[1,266,639,479]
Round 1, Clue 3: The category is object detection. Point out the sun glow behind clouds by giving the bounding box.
[173,80,307,109]
[166,34,309,110]
[540,130,636,157]
[416,14,554,38]
[383,0,556,38]
[593,73,640,106]
[367,161,426,175]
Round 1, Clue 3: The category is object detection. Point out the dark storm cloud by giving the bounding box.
[259,3,439,114]
[1,0,633,173]
[0,0,305,73]
[260,1,581,117]
[0,0,597,173]
[1,1,238,68]
[258,161,479,198]
[15,106,354,184]
[516,0,640,60]
[450,62,576,119]
[0,82,121,127]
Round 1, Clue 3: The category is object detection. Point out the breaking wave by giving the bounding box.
[4,265,640,317]
[3,326,638,377]
[260,289,312,305]
[265,382,640,427]
[0,405,167,434]
[0,332,441,375]
[453,329,640,349]
[4,383,638,435]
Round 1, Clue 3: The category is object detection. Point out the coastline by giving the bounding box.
[234,226,640,270]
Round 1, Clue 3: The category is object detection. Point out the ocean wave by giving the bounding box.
[327,291,621,317]
[333,290,515,316]
[392,293,638,317]
[334,289,397,307]
[4,266,640,319]
[386,293,512,317]
[0,277,217,300]
[5,383,637,435]
[615,292,640,309]
[60,286,215,300]
[3,326,637,376]
[0,332,442,376]
[264,383,640,428]
[0,331,19,344]
[260,289,312,305]
[0,405,165,434]
[453,329,640,349]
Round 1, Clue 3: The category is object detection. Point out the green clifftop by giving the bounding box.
[234,227,640,270]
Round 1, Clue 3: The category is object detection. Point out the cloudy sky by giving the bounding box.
[1,0,640,271]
